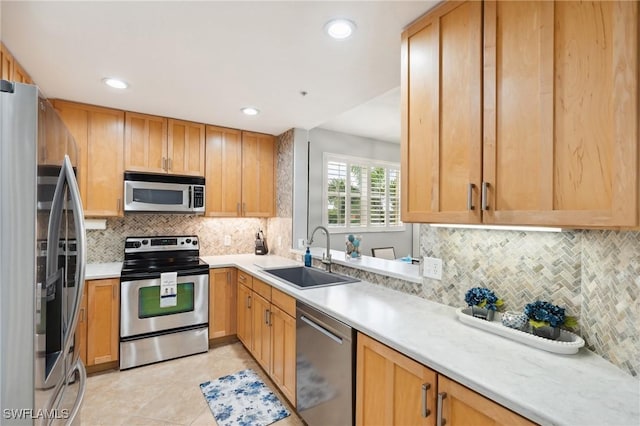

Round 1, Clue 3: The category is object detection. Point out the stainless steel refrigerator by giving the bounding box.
[0,81,87,425]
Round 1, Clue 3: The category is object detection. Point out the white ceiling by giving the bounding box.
[1,1,437,138]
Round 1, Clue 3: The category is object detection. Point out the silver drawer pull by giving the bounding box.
[437,392,447,426]
[467,183,475,211]
[421,383,431,417]
[481,182,489,211]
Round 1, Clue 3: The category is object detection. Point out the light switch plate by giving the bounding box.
[298,238,306,249]
[423,257,443,280]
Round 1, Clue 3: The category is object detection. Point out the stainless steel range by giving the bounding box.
[119,236,209,370]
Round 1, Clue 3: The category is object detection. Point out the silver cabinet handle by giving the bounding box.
[481,181,489,211]
[467,183,475,211]
[162,157,167,171]
[421,383,431,417]
[247,294,251,309]
[264,309,269,325]
[168,158,172,171]
[437,392,447,426]
[237,202,241,216]
[242,202,246,215]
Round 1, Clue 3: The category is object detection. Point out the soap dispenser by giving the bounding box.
[304,246,312,267]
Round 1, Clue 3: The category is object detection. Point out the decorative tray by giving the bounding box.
[456,307,585,355]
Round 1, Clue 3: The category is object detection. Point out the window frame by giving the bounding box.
[322,152,404,234]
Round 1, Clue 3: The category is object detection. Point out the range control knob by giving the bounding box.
[134,241,142,248]
[186,238,191,244]
[141,239,148,245]
[192,240,198,246]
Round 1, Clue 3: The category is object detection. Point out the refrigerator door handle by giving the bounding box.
[45,160,66,280]
[61,155,87,358]
[65,360,87,425]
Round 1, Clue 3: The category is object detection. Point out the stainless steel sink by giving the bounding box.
[261,266,359,289]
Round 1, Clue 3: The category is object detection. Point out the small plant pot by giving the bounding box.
[532,325,561,340]
[471,306,495,321]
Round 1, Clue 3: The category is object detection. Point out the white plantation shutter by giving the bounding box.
[323,154,402,232]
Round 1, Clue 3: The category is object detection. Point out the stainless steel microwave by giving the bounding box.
[123,172,205,214]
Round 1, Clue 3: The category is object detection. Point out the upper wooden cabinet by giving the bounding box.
[167,119,206,176]
[1,42,33,84]
[53,100,125,217]
[205,128,275,217]
[401,0,483,224]
[241,131,275,217]
[205,126,243,216]
[401,0,639,228]
[124,112,168,174]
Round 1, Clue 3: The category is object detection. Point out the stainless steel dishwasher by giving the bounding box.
[296,301,354,426]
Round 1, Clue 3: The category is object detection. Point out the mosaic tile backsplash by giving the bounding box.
[414,226,639,378]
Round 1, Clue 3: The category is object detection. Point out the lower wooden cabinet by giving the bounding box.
[357,333,437,426]
[437,376,535,426]
[86,278,120,366]
[356,332,534,426]
[236,273,297,406]
[209,268,237,339]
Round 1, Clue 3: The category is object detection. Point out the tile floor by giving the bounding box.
[80,343,304,426]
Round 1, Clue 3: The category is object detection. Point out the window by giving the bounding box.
[323,153,402,232]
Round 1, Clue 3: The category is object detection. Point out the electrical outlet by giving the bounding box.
[298,238,306,249]
[422,257,443,280]
[224,235,231,246]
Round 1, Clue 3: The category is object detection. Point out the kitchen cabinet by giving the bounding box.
[209,268,237,340]
[0,42,33,84]
[437,375,535,426]
[401,0,639,228]
[356,332,534,426]
[236,273,296,406]
[76,289,88,366]
[205,128,275,217]
[236,271,254,348]
[167,118,206,176]
[205,126,243,217]
[53,100,125,217]
[124,112,168,174]
[86,278,120,367]
[356,332,437,426]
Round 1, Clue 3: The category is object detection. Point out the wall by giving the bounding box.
[418,226,639,378]
[305,127,413,256]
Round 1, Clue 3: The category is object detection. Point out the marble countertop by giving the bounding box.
[291,247,422,283]
[87,254,640,426]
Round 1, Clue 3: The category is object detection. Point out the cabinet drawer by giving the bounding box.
[237,270,253,289]
[253,278,272,301]
[271,287,296,318]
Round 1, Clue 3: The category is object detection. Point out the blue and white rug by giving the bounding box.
[199,369,290,426]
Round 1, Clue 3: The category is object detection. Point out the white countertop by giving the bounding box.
[86,262,122,279]
[291,247,422,283]
[87,254,640,426]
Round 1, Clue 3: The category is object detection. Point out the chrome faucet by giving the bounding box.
[308,225,332,272]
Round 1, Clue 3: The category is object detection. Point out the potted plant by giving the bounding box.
[523,300,578,340]
[464,287,504,321]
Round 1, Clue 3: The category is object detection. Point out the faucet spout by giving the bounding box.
[308,225,332,272]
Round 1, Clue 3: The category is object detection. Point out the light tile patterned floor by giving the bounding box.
[80,342,304,426]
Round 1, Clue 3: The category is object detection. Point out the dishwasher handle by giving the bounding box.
[300,315,343,345]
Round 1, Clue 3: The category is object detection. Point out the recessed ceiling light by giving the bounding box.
[102,78,128,89]
[241,107,260,116]
[324,18,356,40]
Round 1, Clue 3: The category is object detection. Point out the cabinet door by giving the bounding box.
[124,112,168,173]
[54,100,125,217]
[167,119,205,176]
[236,282,253,348]
[76,290,88,366]
[86,278,120,366]
[483,1,638,227]
[251,293,272,371]
[356,332,437,426]
[209,268,237,339]
[401,1,482,224]
[437,375,535,426]
[0,43,13,80]
[205,126,242,217]
[270,305,296,406]
[13,60,32,84]
[241,131,275,217]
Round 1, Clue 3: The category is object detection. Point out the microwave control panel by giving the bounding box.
[192,186,204,208]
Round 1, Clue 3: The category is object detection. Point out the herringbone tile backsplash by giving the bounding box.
[416,226,638,378]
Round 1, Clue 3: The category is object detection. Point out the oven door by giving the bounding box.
[120,273,208,338]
